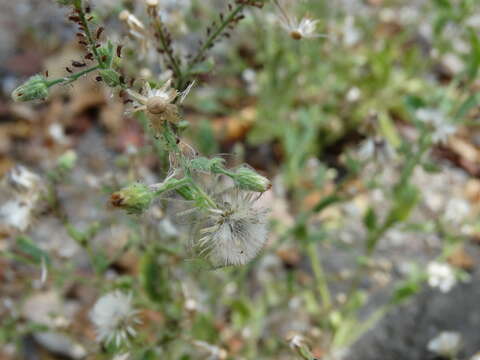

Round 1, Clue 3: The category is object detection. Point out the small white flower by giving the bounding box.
[427,331,461,357]
[288,334,306,350]
[0,166,43,232]
[444,197,470,224]
[416,108,457,144]
[357,137,395,163]
[90,291,140,347]
[189,188,269,268]
[192,340,227,360]
[427,262,456,293]
[273,0,325,40]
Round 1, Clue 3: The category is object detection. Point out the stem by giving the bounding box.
[73,0,103,67]
[152,17,183,81]
[152,177,190,196]
[46,65,100,88]
[397,130,430,189]
[181,3,245,88]
[307,241,331,309]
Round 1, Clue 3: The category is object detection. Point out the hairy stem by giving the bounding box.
[152,18,183,81]
[46,65,100,87]
[73,0,103,67]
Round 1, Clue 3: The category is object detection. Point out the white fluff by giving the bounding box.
[90,291,139,347]
[190,189,268,268]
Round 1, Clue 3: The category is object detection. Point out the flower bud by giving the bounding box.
[98,69,121,87]
[232,167,271,192]
[110,183,155,215]
[11,75,49,102]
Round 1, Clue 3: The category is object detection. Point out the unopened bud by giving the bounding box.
[12,75,49,102]
[98,69,121,87]
[110,183,155,215]
[232,167,271,192]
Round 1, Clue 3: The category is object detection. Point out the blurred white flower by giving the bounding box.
[0,165,43,232]
[416,108,457,144]
[192,340,227,360]
[427,331,461,357]
[113,353,130,360]
[444,197,470,224]
[357,137,395,163]
[288,334,306,350]
[273,0,325,40]
[427,262,456,293]
[190,188,269,267]
[471,352,480,360]
[90,291,140,347]
[343,16,361,46]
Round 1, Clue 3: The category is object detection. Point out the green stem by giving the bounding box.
[306,241,331,309]
[46,65,100,88]
[180,3,245,89]
[152,18,183,81]
[152,177,190,196]
[397,130,430,189]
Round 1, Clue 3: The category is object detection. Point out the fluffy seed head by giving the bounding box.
[189,188,269,268]
[90,291,139,347]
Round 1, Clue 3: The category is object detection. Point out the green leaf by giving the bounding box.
[363,207,377,232]
[466,28,480,81]
[15,236,51,265]
[140,252,170,303]
[391,280,421,305]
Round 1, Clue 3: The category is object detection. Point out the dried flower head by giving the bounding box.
[119,10,147,39]
[119,10,149,52]
[90,291,140,347]
[189,187,269,268]
[127,80,192,134]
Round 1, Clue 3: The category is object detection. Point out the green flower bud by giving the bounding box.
[110,183,155,215]
[98,69,121,87]
[11,75,49,102]
[232,167,271,192]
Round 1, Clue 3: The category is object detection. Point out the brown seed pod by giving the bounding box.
[147,103,180,134]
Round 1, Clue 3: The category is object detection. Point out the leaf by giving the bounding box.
[466,28,480,81]
[15,236,51,265]
[140,252,170,303]
[363,207,377,232]
[378,112,401,149]
[391,280,421,305]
